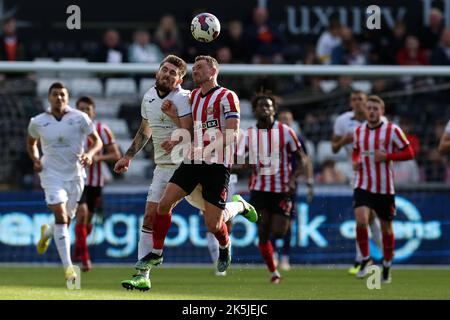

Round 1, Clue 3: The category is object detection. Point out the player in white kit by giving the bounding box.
[331,91,383,275]
[28,82,103,283]
[438,119,450,155]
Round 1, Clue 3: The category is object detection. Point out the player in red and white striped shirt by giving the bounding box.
[244,92,309,283]
[140,55,256,275]
[74,96,121,271]
[352,95,415,283]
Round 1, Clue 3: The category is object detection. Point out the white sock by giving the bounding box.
[54,224,72,268]
[138,227,153,260]
[138,269,150,279]
[355,240,363,263]
[223,202,244,222]
[369,218,383,250]
[152,249,163,255]
[206,232,219,262]
[383,260,392,268]
[272,270,281,278]
[44,223,54,239]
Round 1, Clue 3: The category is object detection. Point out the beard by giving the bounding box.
[155,77,172,93]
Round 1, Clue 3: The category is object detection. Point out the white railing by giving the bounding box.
[1,61,450,76]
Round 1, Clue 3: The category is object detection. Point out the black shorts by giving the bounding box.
[353,188,396,221]
[249,190,292,219]
[78,186,103,213]
[169,162,230,210]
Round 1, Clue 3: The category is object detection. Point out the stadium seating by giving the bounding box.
[105,78,138,98]
[70,78,103,97]
[100,118,131,139]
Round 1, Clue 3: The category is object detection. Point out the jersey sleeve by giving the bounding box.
[333,115,345,137]
[392,125,410,150]
[100,123,116,146]
[221,90,240,119]
[174,91,191,118]
[27,118,39,139]
[141,97,148,120]
[80,112,95,135]
[286,127,301,152]
[446,120,450,135]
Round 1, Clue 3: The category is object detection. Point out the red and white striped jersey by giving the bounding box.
[85,121,116,187]
[353,121,410,195]
[190,86,240,165]
[247,121,302,193]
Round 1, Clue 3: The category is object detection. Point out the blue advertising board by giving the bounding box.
[0,190,448,264]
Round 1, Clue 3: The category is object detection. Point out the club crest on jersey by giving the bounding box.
[206,106,214,115]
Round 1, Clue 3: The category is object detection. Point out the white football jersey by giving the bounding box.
[141,85,191,165]
[28,106,95,181]
[333,111,364,156]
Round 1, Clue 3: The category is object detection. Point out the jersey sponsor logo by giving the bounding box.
[149,98,156,103]
[195,119,219,130]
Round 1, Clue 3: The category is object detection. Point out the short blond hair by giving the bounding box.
[367,95,385,109]
[195,55,219,70]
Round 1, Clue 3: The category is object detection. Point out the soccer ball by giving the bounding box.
[190,13,221,43]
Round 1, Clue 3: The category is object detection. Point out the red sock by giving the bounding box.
[213,221,229,247]
[75,224,88,260]
[383,233,395,262]
[86,224,93,235]
[152,211,172,250]
[356,226,369,258]
[259,241,276,273]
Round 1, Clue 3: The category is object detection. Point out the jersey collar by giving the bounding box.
[200,86,221,98]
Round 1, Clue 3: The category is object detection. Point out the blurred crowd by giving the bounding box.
[1,6,450,187]
[1,7,450,66]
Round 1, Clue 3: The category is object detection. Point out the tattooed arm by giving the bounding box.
[113,119,152,173]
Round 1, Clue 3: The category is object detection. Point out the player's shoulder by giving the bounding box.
[67,106,91,120]
[335,110,354,122]
[30,111,50,124]
[143,86,156,99]
[172,86,191,98]
[220,87,238,98]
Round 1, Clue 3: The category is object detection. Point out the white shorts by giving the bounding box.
[147,165,207,211]
[40,176,84,219]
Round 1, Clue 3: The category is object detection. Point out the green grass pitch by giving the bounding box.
[1,266,449,300]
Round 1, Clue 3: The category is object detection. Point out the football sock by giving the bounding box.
[355,240,363,263]
[138,226,154,260]
[213,221,230,247]
[382,232,395,262]
[152,211,172,251]
[369,218,383,249]
[75,224,88,261]
[223,202,244,222]
[206,232,219,262]
[54,224,72,268]
[356,226,370,259]
[259,241,276,273]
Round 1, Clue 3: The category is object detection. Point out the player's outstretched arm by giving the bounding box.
[114,119,152,173]
[438,132,450,155]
